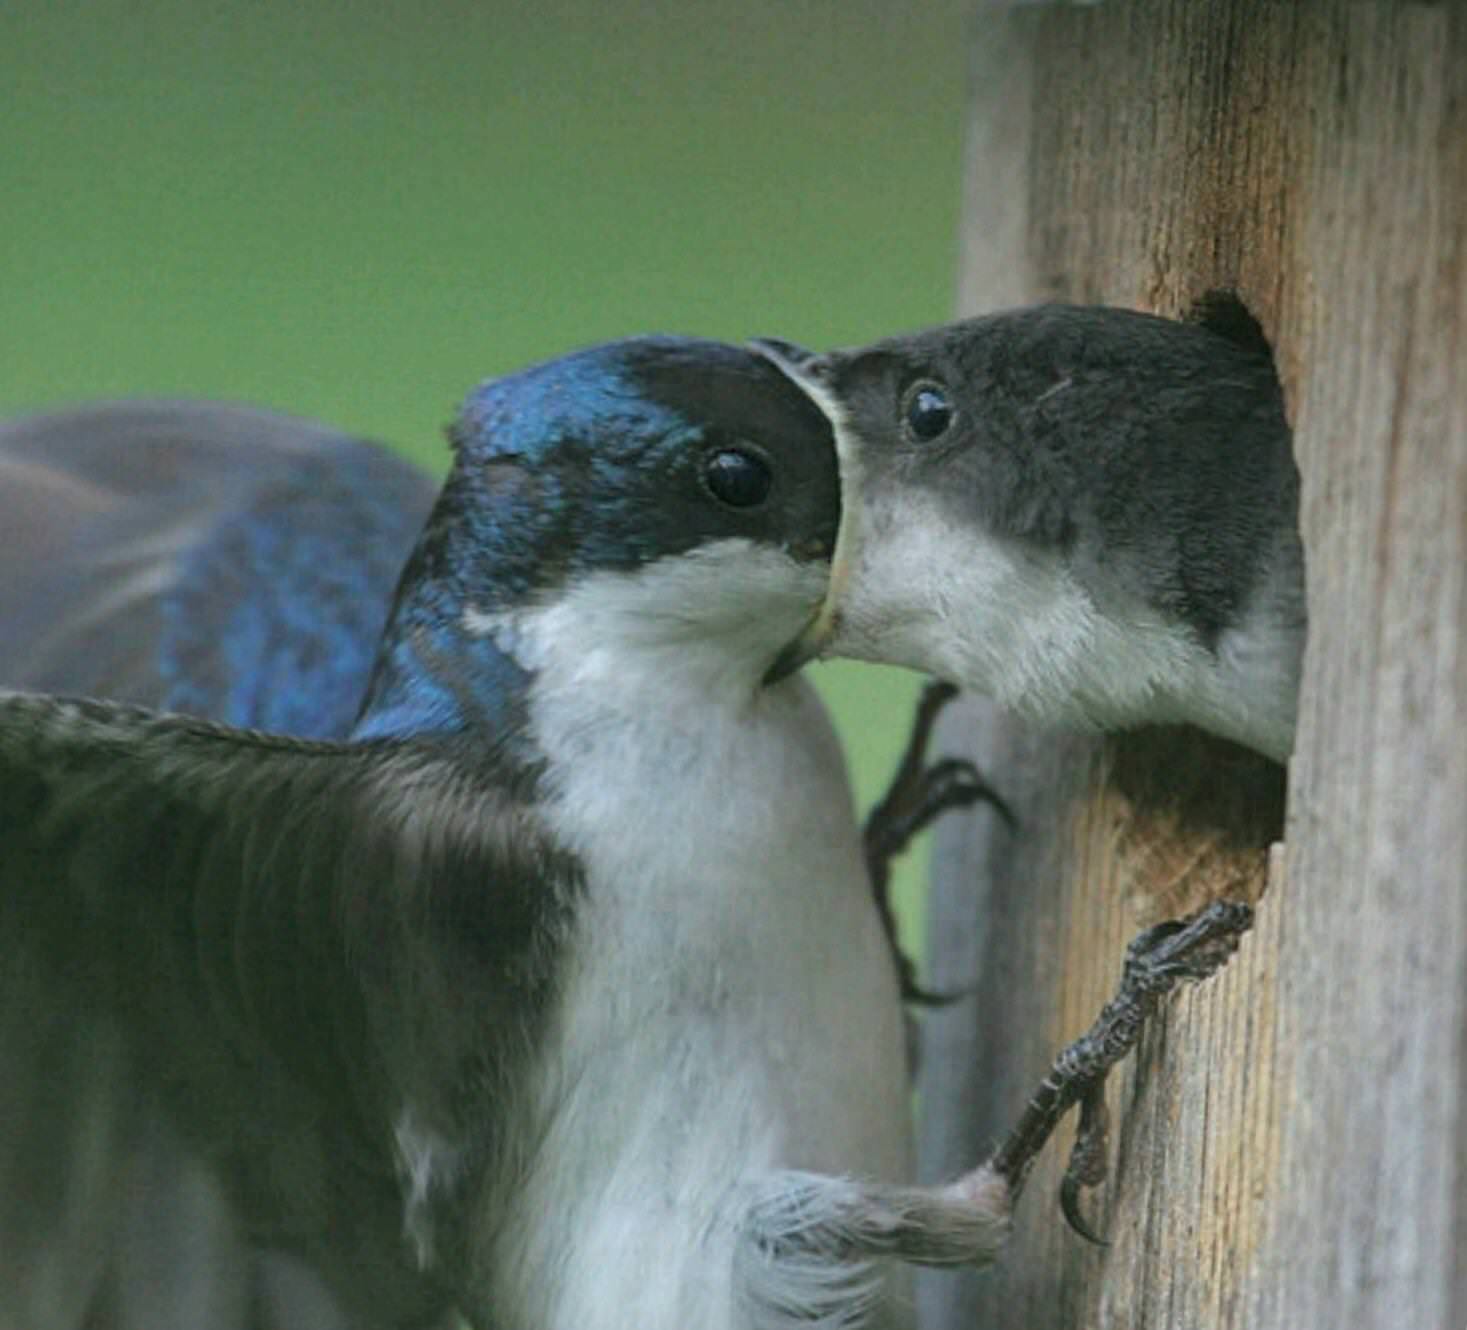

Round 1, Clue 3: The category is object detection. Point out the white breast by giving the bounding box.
[833,485,1300,760]
[463,554,914,1330]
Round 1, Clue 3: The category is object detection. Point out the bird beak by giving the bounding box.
[750,338,863,686]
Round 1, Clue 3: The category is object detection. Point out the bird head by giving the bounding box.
[358,337,840,741]
[753,307,1301,753]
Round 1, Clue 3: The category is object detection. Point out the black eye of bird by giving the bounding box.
[704,448,772,509]
[903,381,955,442]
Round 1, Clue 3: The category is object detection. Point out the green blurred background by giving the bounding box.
[4,0,973,963]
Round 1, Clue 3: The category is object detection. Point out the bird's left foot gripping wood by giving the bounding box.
[737,898,1253,1289]
[988,898,1254,1241]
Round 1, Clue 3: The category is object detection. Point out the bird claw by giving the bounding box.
[865,681,1014,854]
[1121,900,1252,993]
[864,680,1013,1005]
[1058,1081,1110,1244]
[986,900,1254,1239]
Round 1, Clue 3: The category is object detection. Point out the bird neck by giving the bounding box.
[350,464,559,746]
[352,545,535,747]
[353,612,534,746]
[463,541,825,723]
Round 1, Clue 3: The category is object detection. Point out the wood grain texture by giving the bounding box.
[917,4,1466,1328]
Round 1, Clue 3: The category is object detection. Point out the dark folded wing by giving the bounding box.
[0,692,576,1330]
[0,400,436,733]
[0,403,439,1329]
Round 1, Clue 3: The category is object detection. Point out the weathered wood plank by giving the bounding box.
[918,4,1467,1327]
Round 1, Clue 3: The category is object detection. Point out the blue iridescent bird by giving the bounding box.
[0,342,1015,1330]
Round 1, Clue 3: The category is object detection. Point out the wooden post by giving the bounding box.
[917,5,1467,1328]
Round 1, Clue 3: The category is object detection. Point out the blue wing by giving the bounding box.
[0,403,445,1329]
[0,400,437,734]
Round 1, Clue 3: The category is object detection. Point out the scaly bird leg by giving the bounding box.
[986,899,1255,1239]
[741,899,1254,1303]
[863,680,1013,1005]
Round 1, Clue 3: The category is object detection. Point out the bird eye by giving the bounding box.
[902,380,955,442]
[704,448,772,508]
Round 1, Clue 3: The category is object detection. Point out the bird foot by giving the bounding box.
[745,905,1250,1285]
[863,680,1013,1005]
[987,899,1254,1240]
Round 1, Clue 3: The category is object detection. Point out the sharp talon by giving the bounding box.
[1059,1172,1108,1246]
[1057,1078,1110,1242]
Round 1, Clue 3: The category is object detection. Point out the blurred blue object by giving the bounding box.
[0,401,437,730]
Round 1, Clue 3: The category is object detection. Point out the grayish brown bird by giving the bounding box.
[755,301,1305,762]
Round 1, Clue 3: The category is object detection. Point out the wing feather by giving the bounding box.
[0,692,577,1328]
[0,401,435,731]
